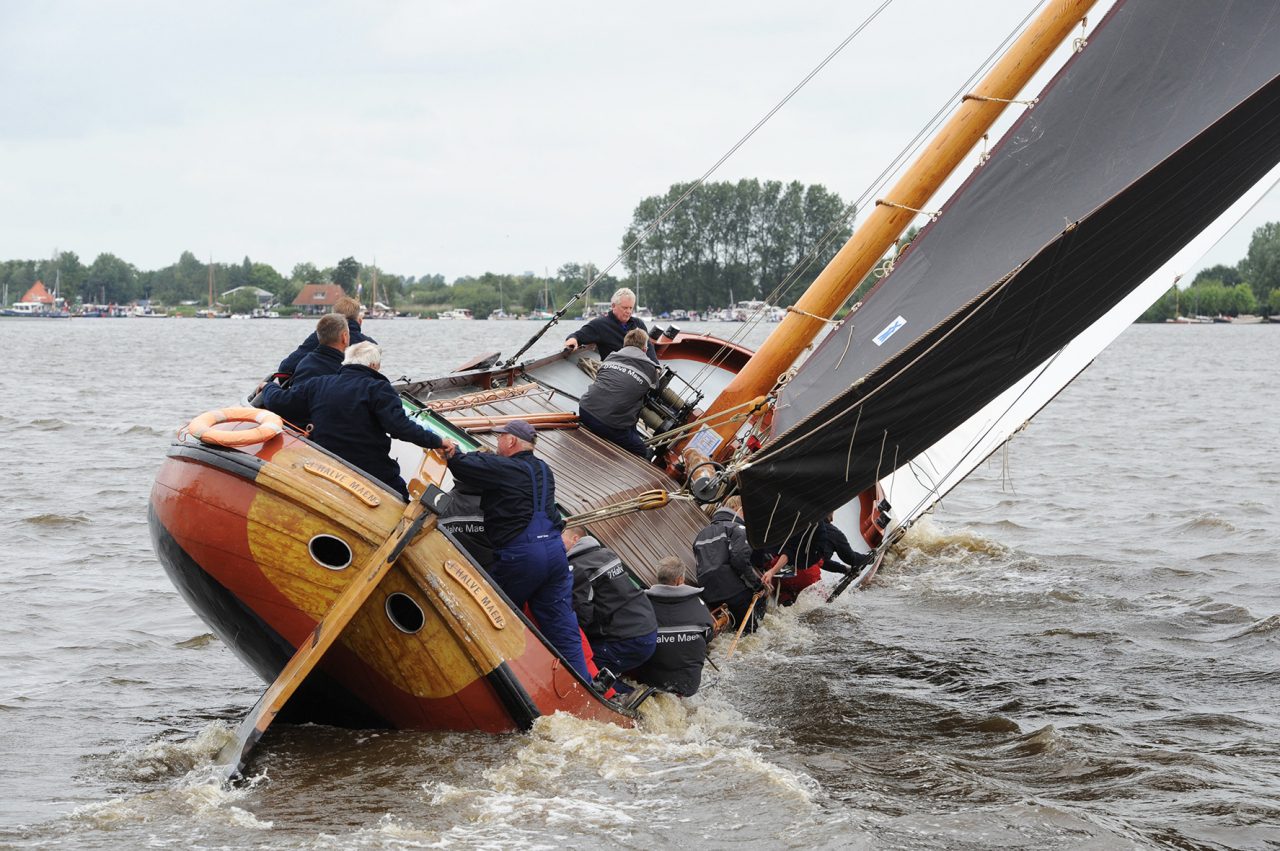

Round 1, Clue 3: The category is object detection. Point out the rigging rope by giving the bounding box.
[502,0,897,368]
[678,0,1048,394]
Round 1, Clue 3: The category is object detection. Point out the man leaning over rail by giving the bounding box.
[260,341,455,500]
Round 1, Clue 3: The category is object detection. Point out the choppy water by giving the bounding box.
[0,318,1276,850]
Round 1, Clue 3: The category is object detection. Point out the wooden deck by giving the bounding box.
[437,389,708,586]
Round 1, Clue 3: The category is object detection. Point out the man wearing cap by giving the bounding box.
[563,287,658,363]
[446,420,591,679]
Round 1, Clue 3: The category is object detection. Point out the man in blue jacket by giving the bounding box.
[289,314,349,385]
[447,420,590,680]
[260,341,454,500]
[276,296,376,379]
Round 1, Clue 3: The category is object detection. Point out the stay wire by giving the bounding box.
[502,0,896,368]
[682,0,1047,392]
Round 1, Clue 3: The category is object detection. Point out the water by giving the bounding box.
[1,318,1276,849]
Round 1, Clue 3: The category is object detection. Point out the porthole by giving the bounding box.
[308,534,352,570]
[386,593,425,634]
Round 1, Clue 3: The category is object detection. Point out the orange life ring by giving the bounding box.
[187,406,284,447]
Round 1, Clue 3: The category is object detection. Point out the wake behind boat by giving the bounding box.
[149,0,1280,760]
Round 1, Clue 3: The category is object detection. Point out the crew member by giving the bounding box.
[817,513,875,575]
[577,327,657,457]
[563,287,657,362]
[439,480,494,569]
[276,296,376,379]
[562,526,658,679]
[447,420,590,679]
[693,495,780,635]
[288,314,349,384]
[260,341,454,500]
[632,556,715,697]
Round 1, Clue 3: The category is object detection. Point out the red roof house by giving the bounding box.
[21,281,55,304]
[292,283,346,314]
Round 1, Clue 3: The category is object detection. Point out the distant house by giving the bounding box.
[21,280,55,305]
[221,286,275,307]
[292,283,346,315]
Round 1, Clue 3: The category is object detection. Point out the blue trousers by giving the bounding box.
[591,629,658,676]
[491,537,591,679]
[579,409,650,458]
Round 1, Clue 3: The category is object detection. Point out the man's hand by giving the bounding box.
[563,337,579,352]
[440,438,458,458]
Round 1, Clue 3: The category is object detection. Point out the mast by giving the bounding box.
[208,257,214,310]
[689,0,1097,459]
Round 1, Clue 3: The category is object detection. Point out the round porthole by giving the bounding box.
[386,593,425,634]
[308,534,352,570]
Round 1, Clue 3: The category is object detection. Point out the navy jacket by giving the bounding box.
[693,508,760,605]
[260,363,441,499]
[568,314,657,362]
[446,450,563,548]
[439,487,495,568]
[277,318,375,376]
[632,584,715,696]
[289,344,343,385]
[567,536,658,643]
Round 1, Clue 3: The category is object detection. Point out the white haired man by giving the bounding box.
[563,287,657,362]
[261,341,456,500]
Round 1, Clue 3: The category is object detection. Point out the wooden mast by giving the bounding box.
[687,0,1097,459]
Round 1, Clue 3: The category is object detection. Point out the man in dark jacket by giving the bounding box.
[447,420,590,679]
[289,314,349,385]
[439,482,494,569]
[577,327,658,457]
[563,527,657,677]
[260,342,453,500]
[632,556,715,697]
[693,495,780,635]
[276,296,376,378]
[563,287,657,362]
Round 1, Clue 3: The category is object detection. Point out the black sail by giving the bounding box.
[739,0,1280,547]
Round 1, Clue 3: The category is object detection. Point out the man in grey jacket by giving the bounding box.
[563,526,658,679]
[577,327,657,458]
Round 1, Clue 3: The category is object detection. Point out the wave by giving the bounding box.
[29,417,72,431]
[174,633,217,649]
[21,512,91,526]
[1226,613,1280,639]
[119,424,168,437]
[897,516,1008,558]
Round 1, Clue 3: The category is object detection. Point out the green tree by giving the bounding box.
[621,178,853,311]
[1238,221,1280,305]
[1228,282,1258,316]
[1268,287,1280,314]
[86,253,140,304]
[1138,285,1178,322]
[226,289,260,315]
[1190,263,1241,288]
[291,262,321,284]
[333,256,360,291]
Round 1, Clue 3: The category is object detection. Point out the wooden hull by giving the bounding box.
[149,432,631,732]
[149,333,883,732]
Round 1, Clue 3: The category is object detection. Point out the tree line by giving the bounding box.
[6,181,1278,320]
[1139,223,1280,321]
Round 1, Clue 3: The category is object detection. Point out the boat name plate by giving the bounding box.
[444,559,507,629]
[302,460,382,506]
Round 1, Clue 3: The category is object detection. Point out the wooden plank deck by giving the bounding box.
[438,390,708,586]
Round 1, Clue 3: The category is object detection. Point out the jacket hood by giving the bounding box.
[645,583,705,599]
[567,534,601,558]
[711,507,741,525]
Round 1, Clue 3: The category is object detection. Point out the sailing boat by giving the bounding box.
[149,0,1280,741]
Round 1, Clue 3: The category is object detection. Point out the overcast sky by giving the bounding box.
[2,0,1275,282]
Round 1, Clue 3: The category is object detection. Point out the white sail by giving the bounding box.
[876,163,1280,537]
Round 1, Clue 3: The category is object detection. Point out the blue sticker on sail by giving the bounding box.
[873,315,907,346]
